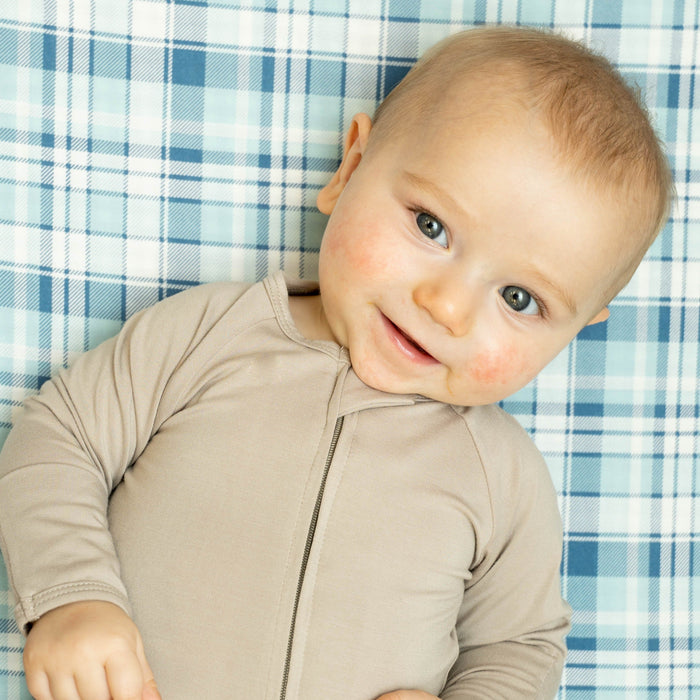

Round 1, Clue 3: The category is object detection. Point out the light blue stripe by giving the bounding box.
[0,1,697,696]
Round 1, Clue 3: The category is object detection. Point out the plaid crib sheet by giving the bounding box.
[0,1,697,698]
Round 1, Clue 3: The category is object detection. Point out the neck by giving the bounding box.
[288,294,336,342]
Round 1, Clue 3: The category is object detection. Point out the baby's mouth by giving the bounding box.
[385,316,437,362]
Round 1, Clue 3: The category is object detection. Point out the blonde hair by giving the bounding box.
[372,26,674,295]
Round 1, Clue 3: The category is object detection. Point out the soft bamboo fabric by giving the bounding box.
[0,273,569,699]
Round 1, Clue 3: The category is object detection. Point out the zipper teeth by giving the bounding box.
[279,416,344,700]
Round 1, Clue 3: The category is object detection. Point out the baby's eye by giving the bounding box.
[500,286,540,315]
[416,212,448,248]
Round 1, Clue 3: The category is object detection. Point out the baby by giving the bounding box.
[0,25,672,700]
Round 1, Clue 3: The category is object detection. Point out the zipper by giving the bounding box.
[279,415,344,700]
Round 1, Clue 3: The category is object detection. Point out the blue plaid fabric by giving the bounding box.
[0,1,697,698]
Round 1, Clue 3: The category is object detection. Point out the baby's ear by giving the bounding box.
[586,307,610,325]
[317,113,372,214]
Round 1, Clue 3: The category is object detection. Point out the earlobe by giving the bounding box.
[317,113,373,215]
[586,306,610,325]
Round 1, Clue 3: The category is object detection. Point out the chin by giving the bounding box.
[420,383,515,407]
[351,361,411,396]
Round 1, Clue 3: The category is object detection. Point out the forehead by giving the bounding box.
[369,100,630,315]
[372,63,528,141]
[380,83,550,186]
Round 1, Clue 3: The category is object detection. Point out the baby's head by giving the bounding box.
[369,26,673,297]
[314,26,674,406]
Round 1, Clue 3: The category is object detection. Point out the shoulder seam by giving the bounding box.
[449,405,497,553]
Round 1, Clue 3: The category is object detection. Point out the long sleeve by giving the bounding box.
[441,407,571,699]
[0,281,251,633]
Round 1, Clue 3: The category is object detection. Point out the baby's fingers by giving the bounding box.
[73,663,111,700]
[23,668,52,700]
[133,647,161,700]
[23,601,159,700]
[142,678,162,700]
[25,664,84,700]
[105,650,159,700]
[47,674,82,700]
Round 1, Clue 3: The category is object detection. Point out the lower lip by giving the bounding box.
[380,313,439,366]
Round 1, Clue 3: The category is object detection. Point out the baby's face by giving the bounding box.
[315,104,626,406]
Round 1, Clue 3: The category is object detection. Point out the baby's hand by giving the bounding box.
[375,691,441,700]
[23,600,161,700]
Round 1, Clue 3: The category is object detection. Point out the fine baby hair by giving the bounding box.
[371,25,674,298]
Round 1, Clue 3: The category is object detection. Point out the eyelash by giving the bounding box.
[408,204,448,244]
[511,287,549,319]
[408,202,550,319]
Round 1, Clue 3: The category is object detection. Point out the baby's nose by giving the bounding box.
[413,276,474,337]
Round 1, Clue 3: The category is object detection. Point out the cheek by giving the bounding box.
[469,341,537,387]
[321,218,392,279]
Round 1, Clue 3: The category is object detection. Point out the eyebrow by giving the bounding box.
[402,170,579,317]
[524,268,578,317]
[402,170,473,224]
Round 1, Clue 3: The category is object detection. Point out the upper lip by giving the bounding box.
[384,314,438,362]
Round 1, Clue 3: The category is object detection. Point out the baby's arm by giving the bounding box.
[24,601,160,700]
[0,283,251,696]
[438,410,571,699]
[0,296,193,630]
[0,306,170,698]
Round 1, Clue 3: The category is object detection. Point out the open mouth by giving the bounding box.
[382,314,438,363]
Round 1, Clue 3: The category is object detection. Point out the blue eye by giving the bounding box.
[416,212,448,248]
[500,286,540,315]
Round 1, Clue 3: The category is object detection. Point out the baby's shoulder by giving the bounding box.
[450,402,539,457]
[450,402,553,493]
[130,278,265,329]
[157,279,256,311]
[114,278,271,361]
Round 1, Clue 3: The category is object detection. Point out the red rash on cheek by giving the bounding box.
[331,225,387,275]
[469,342,534,386]
[344,245,375,270]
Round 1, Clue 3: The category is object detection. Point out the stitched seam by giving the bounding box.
[449,406,497,557]
[19,581,128,622]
